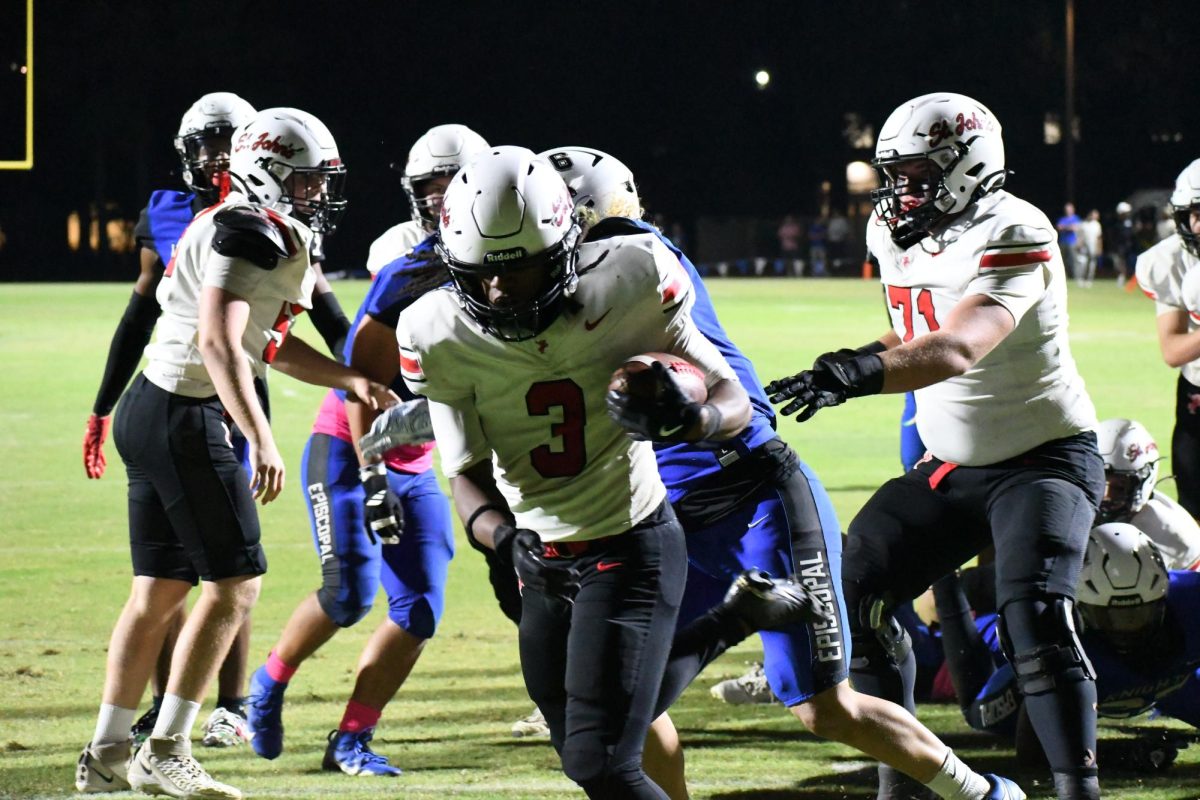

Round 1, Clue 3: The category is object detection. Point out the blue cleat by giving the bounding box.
[983,774,1026,800]
[322,728,402,776]
[245,665,287,760]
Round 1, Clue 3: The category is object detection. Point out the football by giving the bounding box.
[609,352,708,404]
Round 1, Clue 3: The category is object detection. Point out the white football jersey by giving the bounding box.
[144,193,317,398]
[1137,235,1200,385]
[398,232,736,542]
[366,220,427,275]
[1127,491,1200,571]
[868,190,1097,465]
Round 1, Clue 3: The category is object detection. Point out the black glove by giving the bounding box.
[765,352,885,422]
[359,462,404,544]
[493,524,580,599]
[606,361,718,442]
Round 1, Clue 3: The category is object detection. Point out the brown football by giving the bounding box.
[609,352,708,404]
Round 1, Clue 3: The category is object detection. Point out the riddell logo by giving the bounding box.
[235,131,302,159]
[484,247,527,263]
[927,111,993,147]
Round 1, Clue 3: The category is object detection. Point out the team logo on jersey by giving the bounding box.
[927,111,995,147]
[536,339,549,354]
[234,131,304,160]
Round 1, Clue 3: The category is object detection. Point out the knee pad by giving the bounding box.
[559,735,609,788]
[860,594,912,664]
[999,597,1095,696]
[387,596,436,640]
[316,587,373,628]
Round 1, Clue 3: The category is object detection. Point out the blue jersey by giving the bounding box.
[627,220,777,499]
[135,190,198,268]
[340,235,441,400]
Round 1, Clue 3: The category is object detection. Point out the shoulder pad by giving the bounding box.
[212,206,295,270]
[585,216,650,242]
[988,223,1053,248]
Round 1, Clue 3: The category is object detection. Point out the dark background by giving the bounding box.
[1,1,1197,280]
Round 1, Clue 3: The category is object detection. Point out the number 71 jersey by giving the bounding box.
[867,190,1096,465]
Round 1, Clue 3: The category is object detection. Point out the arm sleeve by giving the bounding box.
[91,290,162,416]
[308,289,351,362]
[133,207,154,251]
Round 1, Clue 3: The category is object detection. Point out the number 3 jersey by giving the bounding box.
[868,190,1097,465]
[397,232,737,542]
[143,192,317,399]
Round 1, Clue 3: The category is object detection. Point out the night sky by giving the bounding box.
[2,1,1198,280]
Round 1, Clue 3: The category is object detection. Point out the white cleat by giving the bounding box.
[510,705,550,738]
[75,740,131,793]
[128,734,242,799]
[200,707,250,748]
[709,662,779,705]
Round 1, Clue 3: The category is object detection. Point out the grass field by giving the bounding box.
[1,277,1197,800]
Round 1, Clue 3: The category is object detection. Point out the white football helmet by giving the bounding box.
[228,108,347,234]
[1077,522,1168,651]
[537,147,642,228]
[174,92,256,205]
[1170,158,1200,257]
[871,92,1007,248]
[400,124,490,233]
[436,146,581,342]
[1095,418,1161,523]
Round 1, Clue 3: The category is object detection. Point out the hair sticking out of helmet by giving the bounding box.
[175,92,256,206]
[436,146,581,342]
[228,108,348,234]
[536,146,643,229]
[870,92,1007,248]
[1095,418,1160,523]
[1076,522,1169,652]
[1170,158,1200,257]
[399,124,490,234]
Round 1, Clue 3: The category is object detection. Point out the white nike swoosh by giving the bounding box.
[658,424,683,437]
[748,515,770,528]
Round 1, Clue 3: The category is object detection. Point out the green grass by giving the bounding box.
[1,278,1197,799]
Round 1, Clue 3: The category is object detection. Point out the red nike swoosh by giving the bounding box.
[596,561,623,572]
[584,308,613,331]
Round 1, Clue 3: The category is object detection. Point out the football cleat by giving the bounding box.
[709,662,779,705]
[244,666,287,759]
[129,705,159,748]
[722,569,829,631]
[128,734,242,799]
[510,705,550,738]
[983,774,1026,800]
[200,706,250,748]
[322,728,402,776]
[75,740,131,793]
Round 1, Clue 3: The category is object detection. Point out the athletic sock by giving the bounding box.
[151,694,201,741]
[93,703,136,747]
[217,695,245,714]
[924,749,990,800]
[338,699,382,733]
[265,651,297,684]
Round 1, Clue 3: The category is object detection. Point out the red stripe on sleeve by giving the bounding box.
[400,354,421,374]
[979,249,1052,269]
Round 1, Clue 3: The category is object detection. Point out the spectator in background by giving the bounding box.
[827,211,850,272]
[1056,202,1082,284]
[1111,201,1136,286]
[807,214,828,276]
[1078,209,1103,288]
[1158,205,1177,243]
[777,214,803,276]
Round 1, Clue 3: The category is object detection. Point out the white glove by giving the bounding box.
[359,398,434,461]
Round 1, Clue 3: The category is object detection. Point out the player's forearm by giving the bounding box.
[1157,328,1200,369]
[92,290,161,416]
[202,341,273,448]
[451,462,513,551]
[271,334,361,392]
[345,397,376,466]
[697,378,751,441]
[879,332,977,393]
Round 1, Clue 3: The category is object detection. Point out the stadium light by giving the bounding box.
[754,70,770,89]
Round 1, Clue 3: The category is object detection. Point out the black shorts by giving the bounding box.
[114,374,267,583]
[1173,374,1200,517]
[843,432,1104,612]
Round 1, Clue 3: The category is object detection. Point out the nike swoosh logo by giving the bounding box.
[748,515,769,528]
[584,308,613,331]
[658,424,683,437]
[596,561,622,572]
[94,768,115,784]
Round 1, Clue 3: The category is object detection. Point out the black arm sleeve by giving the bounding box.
[309,290,351,362]
[92,290,161,416]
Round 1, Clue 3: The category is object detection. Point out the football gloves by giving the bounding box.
[606,361,717,443]
[359,462,403,545]
[766,351,885,422]
[84,414,110,479]
[358,398,434,462]
[493,524,580,600]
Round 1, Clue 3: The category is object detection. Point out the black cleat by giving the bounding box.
[129,706,159,748]
[721,569,828,631]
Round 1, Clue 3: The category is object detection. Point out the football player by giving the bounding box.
[77,108,395,800]
[397,146,803,799]
[1096,418,1200,571]
[365,124,489,275]
[544,146,1023,800]
[243,125,487,776]
[1136,159,1200,518]
[933,524,1200,765]
[768,92,1102,800]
